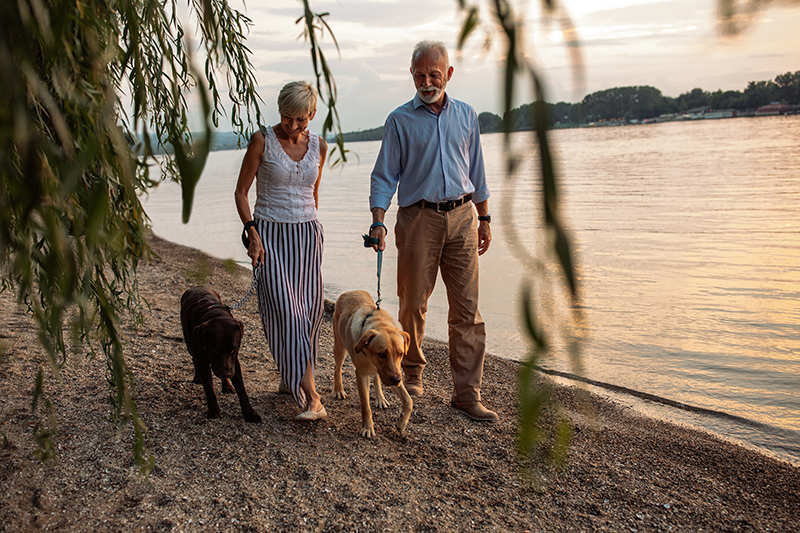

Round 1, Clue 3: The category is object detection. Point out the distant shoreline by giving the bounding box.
[332,108,800,143]
[199,111,799,152]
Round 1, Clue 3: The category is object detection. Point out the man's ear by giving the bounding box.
[447,65,454,82]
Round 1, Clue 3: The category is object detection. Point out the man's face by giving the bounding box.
[411,51,453,106]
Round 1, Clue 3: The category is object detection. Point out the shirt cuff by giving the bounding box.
[369,194,393,212]
[471,188,490,204]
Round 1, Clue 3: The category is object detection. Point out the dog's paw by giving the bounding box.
[206,410,222,419]
[359,426,376,439]
[374,396,390,409]
[334,390,347,400]
[396,418,408,434]
[244,412,262,424]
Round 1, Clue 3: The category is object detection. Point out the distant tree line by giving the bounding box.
[479,70,800,132]
[339,125,385,143]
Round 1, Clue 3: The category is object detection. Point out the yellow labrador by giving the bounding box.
[332,291,412,438]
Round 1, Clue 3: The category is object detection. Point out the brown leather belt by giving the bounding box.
[412,193,473,213]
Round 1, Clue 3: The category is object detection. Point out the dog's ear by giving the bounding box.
[401,331,411,354]
[237,319,244,335]
[355,330,378,353]
[193,322,208,347]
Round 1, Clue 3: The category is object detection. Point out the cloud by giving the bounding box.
[212,0,800,132]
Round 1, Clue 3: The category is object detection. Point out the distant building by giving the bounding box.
[685,106,709,115]
[755,103,792,116]
[704,109,736,119]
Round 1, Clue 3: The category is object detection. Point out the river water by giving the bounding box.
[142,116,800,465]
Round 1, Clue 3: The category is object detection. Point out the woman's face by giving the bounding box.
[280,111,314,136]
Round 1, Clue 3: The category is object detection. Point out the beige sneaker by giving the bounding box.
[450,401,499,422]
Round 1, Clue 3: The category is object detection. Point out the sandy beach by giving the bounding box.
[1,234,798,532]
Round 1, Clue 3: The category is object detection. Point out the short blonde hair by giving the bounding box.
[411,41,450,70]
[277,81,317,118]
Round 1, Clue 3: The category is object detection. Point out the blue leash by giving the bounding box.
[375,250,383,309]
[363,222,386,309]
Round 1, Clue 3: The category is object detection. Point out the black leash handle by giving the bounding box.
[242,220,258,249]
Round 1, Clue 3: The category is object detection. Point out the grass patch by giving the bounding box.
[184,256,211,285]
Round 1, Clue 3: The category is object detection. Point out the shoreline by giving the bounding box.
[148,225,800,469]
[1,233,798,532]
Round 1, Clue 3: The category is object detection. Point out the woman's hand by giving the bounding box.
[248,235,265,267]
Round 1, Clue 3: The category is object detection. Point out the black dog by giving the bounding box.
[180,287,261,423]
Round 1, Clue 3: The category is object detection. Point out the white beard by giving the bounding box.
[417,85,443,104]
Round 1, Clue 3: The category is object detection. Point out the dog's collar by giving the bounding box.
[360,308,377,332]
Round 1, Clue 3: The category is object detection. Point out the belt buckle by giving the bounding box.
[436,201,446,213]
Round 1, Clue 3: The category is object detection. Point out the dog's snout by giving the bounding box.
[389,374,401,386]
[212,356,236,379]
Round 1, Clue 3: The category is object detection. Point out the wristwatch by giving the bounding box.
[478,213,491,223]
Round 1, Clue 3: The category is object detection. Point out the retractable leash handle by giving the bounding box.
[362,222,386,309]
[242,220,258,249]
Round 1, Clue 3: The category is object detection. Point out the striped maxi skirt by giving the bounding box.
[254,218,324,409]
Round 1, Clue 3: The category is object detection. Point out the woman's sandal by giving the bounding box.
[295,405,327,421]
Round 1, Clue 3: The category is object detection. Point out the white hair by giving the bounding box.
[411,41,450,70]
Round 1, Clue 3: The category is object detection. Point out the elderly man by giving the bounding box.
[367,40,497,422]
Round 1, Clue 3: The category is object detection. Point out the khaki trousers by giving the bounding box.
[395,201,486,404]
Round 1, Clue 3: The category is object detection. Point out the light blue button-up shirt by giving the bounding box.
[369,93,489,211]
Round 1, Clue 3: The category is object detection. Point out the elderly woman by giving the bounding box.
[234,81,328,420]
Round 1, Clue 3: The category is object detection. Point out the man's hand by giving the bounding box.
[478,220,491,256]
[370,208,387,252]
[370,226,386,252]
[475,200,491,255]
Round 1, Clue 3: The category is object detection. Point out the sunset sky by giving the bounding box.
[231,0,800,132]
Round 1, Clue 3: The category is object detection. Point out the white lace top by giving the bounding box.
[253,126,320,223]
